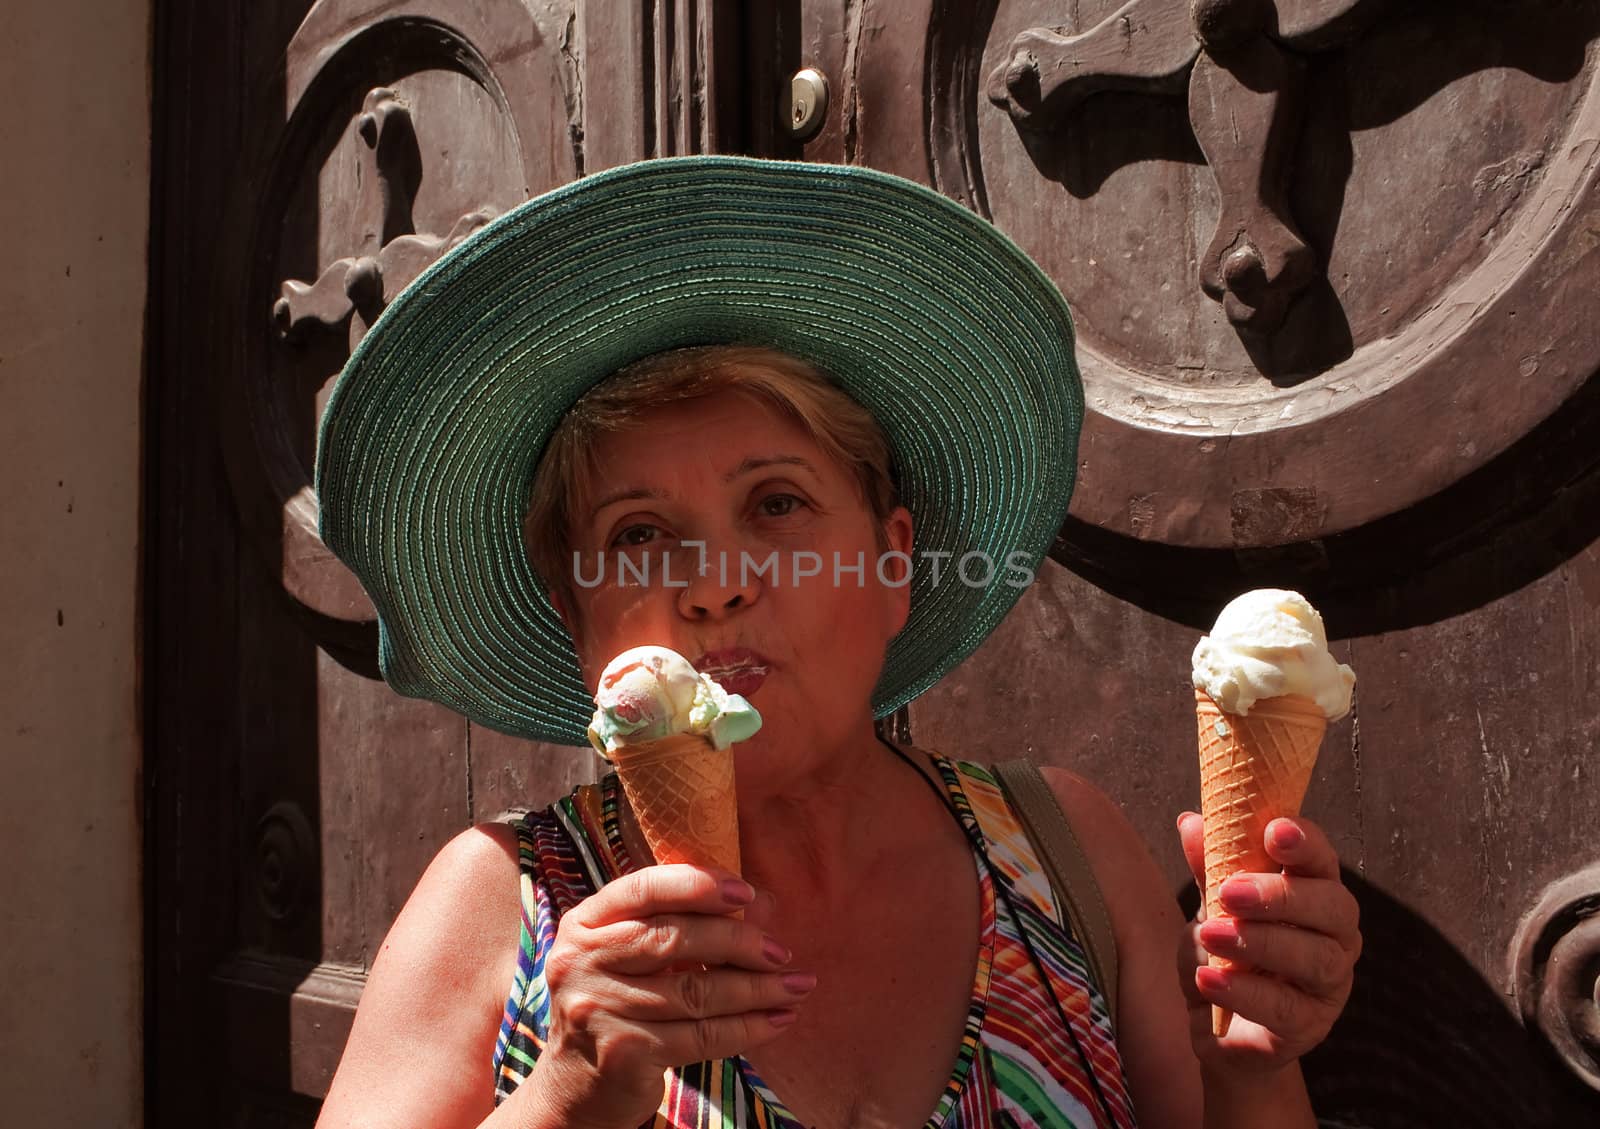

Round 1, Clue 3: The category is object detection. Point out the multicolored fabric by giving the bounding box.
[491,755,1137,1128]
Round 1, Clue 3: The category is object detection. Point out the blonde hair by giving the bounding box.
[524,345,899,602]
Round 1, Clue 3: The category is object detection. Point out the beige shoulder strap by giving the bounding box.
[992,758,1119,1028]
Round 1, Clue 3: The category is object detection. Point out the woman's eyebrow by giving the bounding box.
[589,487,661,519]
[724,455,818,482]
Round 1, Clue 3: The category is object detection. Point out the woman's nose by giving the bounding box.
[676,543,763,620]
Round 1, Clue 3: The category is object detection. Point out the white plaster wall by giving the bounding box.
[0,2,149,1125]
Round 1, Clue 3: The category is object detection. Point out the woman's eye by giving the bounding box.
[758,493,805,517]
[613,524,659,547]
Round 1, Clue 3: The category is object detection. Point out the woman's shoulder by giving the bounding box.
[352,821,526,1022]
[377,819,525,996]
[1034,767,1172,921]
[940,753,1179,951]
[932,753,1156,913]
[316,821,526,1125]
[461,817,523,857]
[1034,772,1204,1123]
[391,821,525,972]
[407,818,523,890]
[914,749,1126,836]
[1035,766,1142,860]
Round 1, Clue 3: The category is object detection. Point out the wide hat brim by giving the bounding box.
[315,156,1081,746]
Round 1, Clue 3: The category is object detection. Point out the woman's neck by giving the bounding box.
[733,730,943,911]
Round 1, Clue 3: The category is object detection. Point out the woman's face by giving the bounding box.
[557,391,913,765]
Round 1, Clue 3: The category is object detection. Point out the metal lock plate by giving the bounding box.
[782,67,829,141]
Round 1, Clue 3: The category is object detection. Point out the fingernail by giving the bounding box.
[1221,879,1262,911]
[767,1008,799,1028]
[1195,966,1230,993]
[722,878,756,906]
[781,971,817,995]
[1270,821,1304,851]
[1199,919,1241,951]
[762,935,792,966]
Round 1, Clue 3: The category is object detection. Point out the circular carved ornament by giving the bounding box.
[254,801,317,924]
[1510,862,1600,1091]
[929,2,1600,548]
[212,0,575,632]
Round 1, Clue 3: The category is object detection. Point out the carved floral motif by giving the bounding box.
[273,87,494,350]
[988,0,1390,333]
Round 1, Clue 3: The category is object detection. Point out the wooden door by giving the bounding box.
[150,2,1600,1126]
[150,2,742,1124]
[758,1,1600,1123]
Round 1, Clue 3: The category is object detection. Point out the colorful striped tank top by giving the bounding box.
[491,754,1137,1128]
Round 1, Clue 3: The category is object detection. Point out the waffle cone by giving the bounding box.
[1195,688,1325,1037]
[610,732,741,877]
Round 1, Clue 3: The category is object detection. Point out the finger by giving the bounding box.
[616,966,818,1022]
[574,864,755,928]
[745,886,780,931]
[1197,919,1354,998]
[1263,817,1341,880]
[1177,924,1209,1008]
[593,912,791,975]
[1176,811,1206,890]
[1216,873,1361,944]
[652,1005,801,1064]
[1193,965,1331,1048]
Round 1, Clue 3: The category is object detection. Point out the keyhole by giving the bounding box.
[783,67,829,141]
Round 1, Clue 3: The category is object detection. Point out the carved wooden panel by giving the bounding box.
[217,0,571,632]
[153,2,1600,1125]
[967,0,1600,548]
[215,0,591,982]
[155,0,751,1121]
[150,1,635,1124]
[758,1,1600,1121]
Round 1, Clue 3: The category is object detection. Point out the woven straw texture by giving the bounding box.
[316,157,1081,744]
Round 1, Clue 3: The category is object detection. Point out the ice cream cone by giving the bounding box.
[610,731,741,877]
[1195,688,1325,1037]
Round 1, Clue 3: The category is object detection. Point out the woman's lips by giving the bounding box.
[695,648,771,697]
[709,667,767,697]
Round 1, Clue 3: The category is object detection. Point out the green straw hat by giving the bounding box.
[315,156,1082,746]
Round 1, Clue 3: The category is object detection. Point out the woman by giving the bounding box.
[312,158,1360,1129]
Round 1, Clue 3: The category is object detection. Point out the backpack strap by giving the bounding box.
[992,758,1119,1028]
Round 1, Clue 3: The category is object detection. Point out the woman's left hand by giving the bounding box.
[1175,812,1362,1075]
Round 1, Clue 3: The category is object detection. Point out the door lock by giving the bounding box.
[781,68,829,141]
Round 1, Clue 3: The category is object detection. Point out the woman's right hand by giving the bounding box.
[527,865,812,1129]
